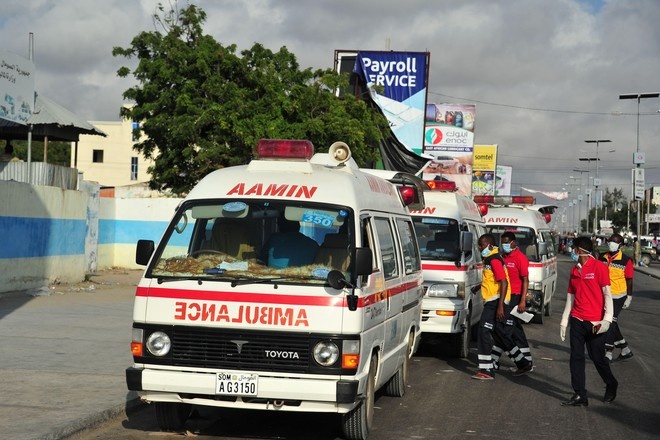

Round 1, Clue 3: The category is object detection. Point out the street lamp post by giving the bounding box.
[572,168,589,233]
[619,92,660,240]
[584,139,612,235]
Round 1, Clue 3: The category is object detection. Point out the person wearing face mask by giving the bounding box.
[560,236,617,406]
[471,234,531,380]
[599,233,634,362]
[491,231,534,375]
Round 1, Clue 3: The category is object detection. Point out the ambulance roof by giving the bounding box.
[409,190,483,223]
[482,205,550,229]
[184,151,409,215]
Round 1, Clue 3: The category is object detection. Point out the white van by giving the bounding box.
[476,196,558,324]
[408,180,486,358]
[126,140,425,440]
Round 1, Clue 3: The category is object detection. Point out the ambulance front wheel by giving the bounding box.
[342,354,377,440]
[154,402,192,432]
[384,331,414,397]
[532,294,545,324]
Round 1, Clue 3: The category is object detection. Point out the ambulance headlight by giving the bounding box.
[313,341,339,366]
[528,281,543,291]
[427,283,459,298]
[146,331,171,357]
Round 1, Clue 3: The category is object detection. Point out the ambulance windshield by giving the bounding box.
[486,226,538,261]
[413,217,460,261]
[148,200,353,285]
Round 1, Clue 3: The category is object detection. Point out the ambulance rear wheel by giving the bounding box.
[342,354,376,440]
[384,332,413,397]
[154,402,192,432]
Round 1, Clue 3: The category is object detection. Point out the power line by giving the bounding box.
[429,91,660,116]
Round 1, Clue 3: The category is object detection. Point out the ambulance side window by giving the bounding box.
[396,218,421,274]
[374,217,399,279]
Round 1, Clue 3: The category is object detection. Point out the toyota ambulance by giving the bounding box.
[126,140,425,440]
[408,180,486,358]
[476,196,558,324]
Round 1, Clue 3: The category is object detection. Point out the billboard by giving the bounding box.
[351,51,430,155]
[0,50,35,125]
[495,165,512,196]
[422,103,476,196]
[472,144,497,196]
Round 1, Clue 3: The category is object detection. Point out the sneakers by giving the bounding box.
[614,352,633,362]
[512,364,534,377]
[471,371,494,380]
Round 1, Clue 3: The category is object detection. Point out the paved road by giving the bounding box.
[1,260,659,440]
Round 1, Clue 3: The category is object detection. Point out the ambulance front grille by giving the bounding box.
[170,327,311,373]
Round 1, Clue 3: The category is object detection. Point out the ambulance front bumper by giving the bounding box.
[420,298,465,334]
[126,366,360,413]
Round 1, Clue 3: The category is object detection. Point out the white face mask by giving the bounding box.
[608,242,620,253]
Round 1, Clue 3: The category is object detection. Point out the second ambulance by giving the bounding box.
[476,195,558,324]
[409,180,486,358]
[126,140,425,440]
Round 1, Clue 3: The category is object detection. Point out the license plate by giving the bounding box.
[216,372,258,396]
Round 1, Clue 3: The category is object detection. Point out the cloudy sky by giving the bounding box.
[2,0,659,202]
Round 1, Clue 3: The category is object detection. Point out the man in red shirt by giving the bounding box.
[493,231,533,375]
[560,236,618,406]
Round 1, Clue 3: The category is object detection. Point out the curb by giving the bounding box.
[44,397,147,440]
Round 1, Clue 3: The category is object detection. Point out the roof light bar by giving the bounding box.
[425,180,457,191]
[256,139,314,160]
[473,195,535,205]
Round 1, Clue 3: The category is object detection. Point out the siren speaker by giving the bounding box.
[329,141,351,164]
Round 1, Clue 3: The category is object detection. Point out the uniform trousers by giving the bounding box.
[605,296,629,352]
[568,316,617,398]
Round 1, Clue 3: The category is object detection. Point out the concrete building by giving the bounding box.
[72,114,154,188]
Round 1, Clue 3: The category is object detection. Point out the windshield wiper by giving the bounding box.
[155,276,203,285]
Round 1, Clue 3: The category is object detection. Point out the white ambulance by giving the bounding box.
[476,196,558,324]
[126,140,425,440]
[408,180,486,358]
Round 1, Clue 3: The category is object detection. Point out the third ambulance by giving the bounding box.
[409,180,486,358]
[476,196,558,324]
[126,140,425,440]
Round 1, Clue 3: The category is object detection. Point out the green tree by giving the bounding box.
[112,2,386,195]
[10,139,71,166]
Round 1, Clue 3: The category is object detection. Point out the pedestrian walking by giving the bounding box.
[600,233,634,362]
[492,231,534,375]
[560,236,617,406]
[472,234,531,380]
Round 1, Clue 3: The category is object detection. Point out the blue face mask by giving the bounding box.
[481,247,491,258]
[501,243,512,253]
[571,252,579,263]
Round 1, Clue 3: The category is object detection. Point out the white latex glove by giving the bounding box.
[590,320,611,334]
[602,285,613,323]
[560,325,566,341]
[622,296,632,309]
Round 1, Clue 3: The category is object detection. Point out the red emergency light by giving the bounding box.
[473,195,535,205]
[256,139,314,160]
[543,213,552,224]
[425,180,457,191]
[478,204,489,217]
[399,186,416,206]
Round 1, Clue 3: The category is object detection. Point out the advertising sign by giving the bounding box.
[495,165,512,196]
[422,103,476,196]
[0,50,35,125]
[652,186,660,206]
[352,51,429,155]
[472,145,497,196]
[633,168,645,201]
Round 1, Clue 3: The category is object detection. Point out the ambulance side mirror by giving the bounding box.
[136,239,155,266]
[460,231,473,253]
[538,242,548,256]
[327,270,358,311]
[354,247,373,276]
